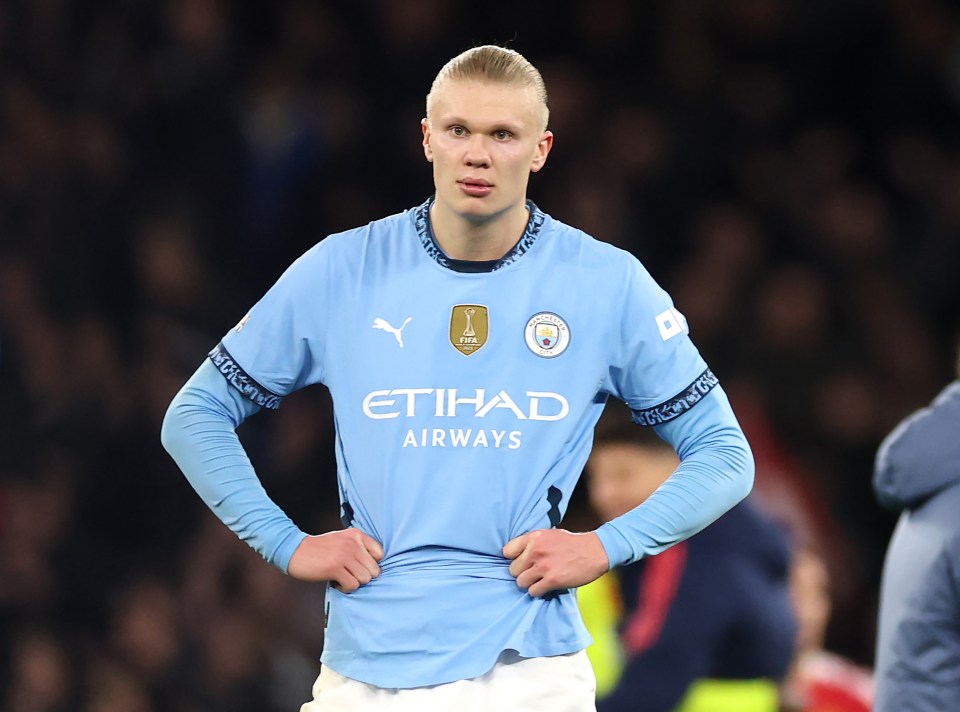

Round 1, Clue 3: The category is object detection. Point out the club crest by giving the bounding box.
[525,312,570,358]
[449,304,489,356]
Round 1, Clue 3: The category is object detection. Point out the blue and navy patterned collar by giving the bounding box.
[413,196,546,272]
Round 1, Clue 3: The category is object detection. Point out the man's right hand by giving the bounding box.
[287,529,384,593]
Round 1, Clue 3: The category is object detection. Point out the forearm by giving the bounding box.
[596,387,754,566]
[160,360,307,572]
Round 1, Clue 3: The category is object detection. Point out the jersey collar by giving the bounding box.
[413,196,546,273]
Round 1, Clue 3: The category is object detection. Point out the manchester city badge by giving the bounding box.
[524,312,570,358]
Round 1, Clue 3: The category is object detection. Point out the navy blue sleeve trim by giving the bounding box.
[208,342,283,410]
[631,368,719,426]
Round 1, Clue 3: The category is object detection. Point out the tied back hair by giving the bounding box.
[426,45,549,131]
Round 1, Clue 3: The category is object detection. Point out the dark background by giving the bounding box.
[1,1,958,710]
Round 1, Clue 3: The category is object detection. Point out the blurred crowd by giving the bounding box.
[2,0,959,710]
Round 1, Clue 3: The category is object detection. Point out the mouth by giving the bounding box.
[458,179,493,198]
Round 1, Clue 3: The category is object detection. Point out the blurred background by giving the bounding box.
[1,0,959,710]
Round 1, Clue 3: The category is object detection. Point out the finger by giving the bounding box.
[515,567,542,592]
[502,533,529,559]
[334,572,361,594]
[359,532,385,561]
[357,549,381,579]
[509,550,532,579]
[349,533,382,578]
[344,559,373,586]
[527,579,553,598]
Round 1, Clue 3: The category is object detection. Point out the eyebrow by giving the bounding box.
[442,116,526,133]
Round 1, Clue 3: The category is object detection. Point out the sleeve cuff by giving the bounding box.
[274,529,310,574]
[595,522,639,569]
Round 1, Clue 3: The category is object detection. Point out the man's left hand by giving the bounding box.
[502,530,610,597]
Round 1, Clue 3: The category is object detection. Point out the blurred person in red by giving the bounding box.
[780,545,874,712]
[579,411,794,712]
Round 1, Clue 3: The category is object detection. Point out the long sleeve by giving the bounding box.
[160,359,308,572]
[595,386,754,567]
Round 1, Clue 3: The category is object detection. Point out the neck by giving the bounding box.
[429,199,530,261]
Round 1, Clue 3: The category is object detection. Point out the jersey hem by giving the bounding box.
[319,642,589,689]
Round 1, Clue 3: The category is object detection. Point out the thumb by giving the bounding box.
[360,532,385,561]
[502,533,530,559]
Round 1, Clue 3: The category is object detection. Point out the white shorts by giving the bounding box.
[299,650,597,712]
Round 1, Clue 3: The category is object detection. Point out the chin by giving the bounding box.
[455,201,498,223]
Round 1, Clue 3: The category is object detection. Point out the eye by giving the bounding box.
[450,126,467,137]
[493,130,513,141]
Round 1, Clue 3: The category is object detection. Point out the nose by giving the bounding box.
[463,135,491,168]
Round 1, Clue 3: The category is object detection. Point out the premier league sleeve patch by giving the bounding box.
[524,312,570,358]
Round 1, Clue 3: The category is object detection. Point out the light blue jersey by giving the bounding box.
[163,197,753,689]
[209,198,716,686]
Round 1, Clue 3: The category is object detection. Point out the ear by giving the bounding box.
[530,130,554,173]
[421,118,433,163]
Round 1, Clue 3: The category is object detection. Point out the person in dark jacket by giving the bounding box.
[873,358,960,712]
[580,416,796,712]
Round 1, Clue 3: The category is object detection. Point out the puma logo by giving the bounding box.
[372,317,412,348]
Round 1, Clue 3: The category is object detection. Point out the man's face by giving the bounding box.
[422,79,552,223]
[587,443,678,522]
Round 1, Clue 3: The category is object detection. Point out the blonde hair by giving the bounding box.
[426,45,549,130]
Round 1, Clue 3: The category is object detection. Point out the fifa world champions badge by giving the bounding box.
[449,304,489,355]
[525,312,570,358]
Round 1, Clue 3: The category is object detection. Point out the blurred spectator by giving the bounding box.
[781,545,874,712]
[580,410,796,711]
[4,627,76,712]
[872,354,960,711]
